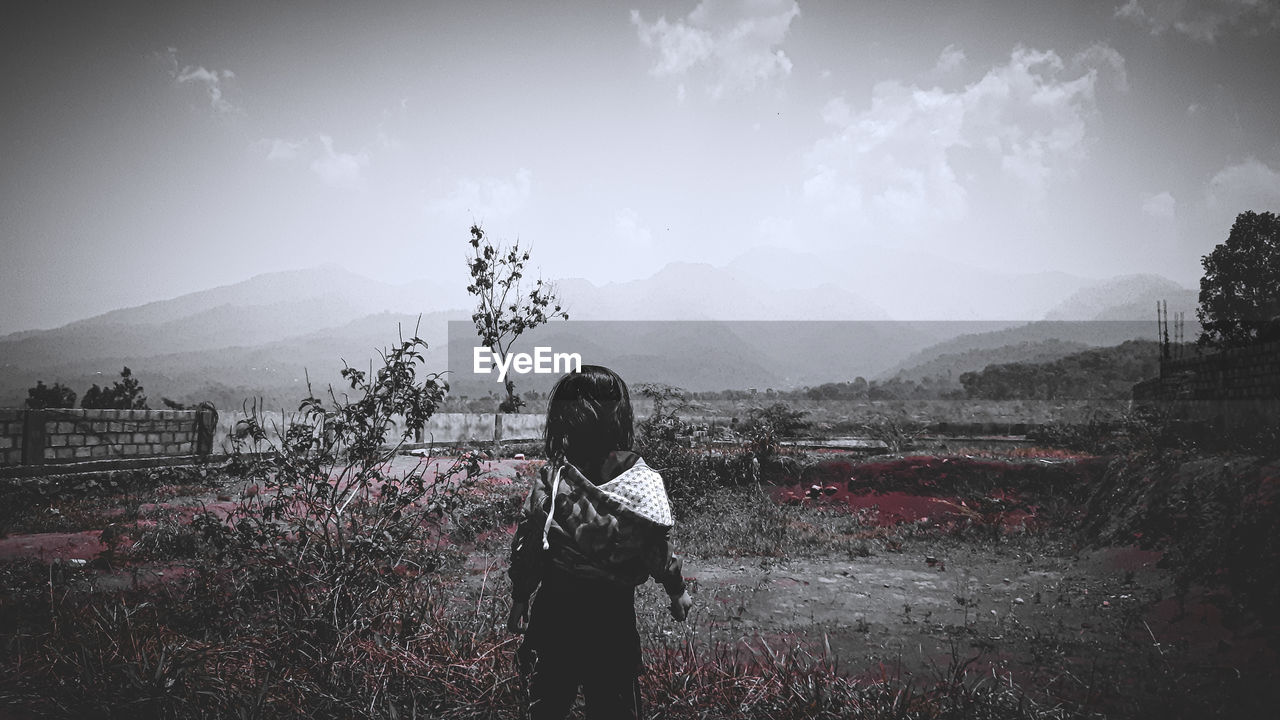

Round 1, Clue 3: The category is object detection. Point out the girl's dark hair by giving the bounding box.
[543,365,634,467]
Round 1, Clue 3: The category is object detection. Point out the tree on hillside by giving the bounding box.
[25,381,77,409]
[959,340,1160,401]
[82,366,149,410]
[465,224,568,414]
[1197,210,1280,349]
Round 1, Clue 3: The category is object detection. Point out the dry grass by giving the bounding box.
[0,555,1077,720]
[4,438,1277,718]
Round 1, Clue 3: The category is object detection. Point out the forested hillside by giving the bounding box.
[958,340,1161,401]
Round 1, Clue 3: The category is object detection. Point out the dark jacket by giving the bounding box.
[508,451,687,609]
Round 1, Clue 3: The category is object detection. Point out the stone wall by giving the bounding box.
[425,413,544,444]
[0,407,541,468]
[0,409,23,466]
[214,411,545,452]
[1133,338,1280,428]
[0,407,216,467]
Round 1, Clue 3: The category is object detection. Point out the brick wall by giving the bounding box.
[1132,339,1280,428]
[0,408,216,467]
[0,409,23,465]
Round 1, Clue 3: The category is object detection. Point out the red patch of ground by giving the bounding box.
[773,454,1101,529]
[0,530,108,562]
[844,492,972,525]
[772,487,1038,529]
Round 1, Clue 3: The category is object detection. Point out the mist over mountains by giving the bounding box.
[0,254,1198,409]
[725,245,1093,321]
[1043,273,1200,322]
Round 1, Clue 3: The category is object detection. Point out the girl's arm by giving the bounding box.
[507,469,549,613]
[644,527,687,603]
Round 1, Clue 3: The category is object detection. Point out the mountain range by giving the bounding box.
[0,252,1199,408]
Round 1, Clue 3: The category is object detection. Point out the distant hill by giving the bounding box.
[0,267,433,369]
[0,263,462,409]
[881,320,1159,382]
[69,265,401,328]
[889,338,1092,387]
[726,245,1093,320]
[1044,273,1199,322]
[959,340,1162,400]
[0,311,461,412]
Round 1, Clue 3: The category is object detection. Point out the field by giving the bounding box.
[2,440,1277,719]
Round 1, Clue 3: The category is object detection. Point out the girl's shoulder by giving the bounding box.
[596,457,673,528]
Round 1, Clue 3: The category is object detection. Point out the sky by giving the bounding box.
[3,0,1280,334]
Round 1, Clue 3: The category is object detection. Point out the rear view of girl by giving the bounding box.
[507,365,693,720]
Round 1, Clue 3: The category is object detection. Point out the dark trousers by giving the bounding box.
[521,648,641,720]
[519,571,642,720]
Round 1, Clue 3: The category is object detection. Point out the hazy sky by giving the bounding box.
[3,0,1280,334]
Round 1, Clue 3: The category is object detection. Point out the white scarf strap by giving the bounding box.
[542,462,561,550]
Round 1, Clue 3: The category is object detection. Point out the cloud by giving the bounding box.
[1116,0,1280,43]
[426,169,532,221]
[1073,43,1129,93]
[161,48,241,115]
[261,138,304,162]
[310,135,370,190]
[631,0,801,98]
[935,45,966,73]
[1141,191,1178,219]
[614,208,653,250]
[255,135,370,190]
[1207,157,1280,210]
[803,45,1119,234]
[631,11,714,76]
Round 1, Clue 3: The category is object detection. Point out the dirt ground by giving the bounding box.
[462,533,1268,712]
[675,542,1166,675]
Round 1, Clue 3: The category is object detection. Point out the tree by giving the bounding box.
[81,366,149,410]
[465,224,568,414]
[1197,211,1280,349]
[25,381,77,409]
[861,413,925,454]
[636,383,691,445]
[743,402,810,458]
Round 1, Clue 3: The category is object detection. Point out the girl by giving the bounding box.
[507,365,693,720]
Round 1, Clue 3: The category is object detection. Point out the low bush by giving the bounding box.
[1081,452,1280,616]
[0,329,502,718]
[1028,406,1280,458]
[636,439,758,518]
